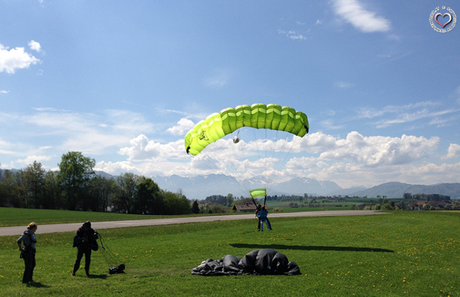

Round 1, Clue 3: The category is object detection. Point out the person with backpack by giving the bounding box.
[253,196,272,231]
[17,222,38,283]
[72,221,98,277]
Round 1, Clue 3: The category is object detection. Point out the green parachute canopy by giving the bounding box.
[184,103,309,156]
[250,188,267,198]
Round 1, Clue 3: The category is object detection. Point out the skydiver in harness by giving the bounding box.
[253,196,272,231]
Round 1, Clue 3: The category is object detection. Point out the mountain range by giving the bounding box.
[4,168,459,200]
[148,174,460,201]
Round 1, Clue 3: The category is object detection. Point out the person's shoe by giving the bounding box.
[86,273,90,277]
[71,273,75,277]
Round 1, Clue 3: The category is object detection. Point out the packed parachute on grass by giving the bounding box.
[191,249,301,276]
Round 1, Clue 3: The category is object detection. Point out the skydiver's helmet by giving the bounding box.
[233,136,240,143]
[83,221,91,229]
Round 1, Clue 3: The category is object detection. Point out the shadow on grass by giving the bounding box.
[27,281,50,288]
[230,243,394,253]
[88,274,108,279]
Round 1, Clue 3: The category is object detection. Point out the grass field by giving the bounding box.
[0,207,238,227]
[0,205,351,227]
[266,200,354,212]
[0,209,459,296]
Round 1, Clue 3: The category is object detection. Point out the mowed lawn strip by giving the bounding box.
[0,211,459,296]
[0,207,241,227]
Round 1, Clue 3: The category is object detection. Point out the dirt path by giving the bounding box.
[0,210,389,236]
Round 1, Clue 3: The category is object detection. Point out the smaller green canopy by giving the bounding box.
[250,188,266,198]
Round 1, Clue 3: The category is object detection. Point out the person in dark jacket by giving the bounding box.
[255,204,272,231]
[17,222,38,283]
[72,221,98,277]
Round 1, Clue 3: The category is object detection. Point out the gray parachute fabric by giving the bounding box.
[191,249,301,276]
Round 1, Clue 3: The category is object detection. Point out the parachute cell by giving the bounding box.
[185,103,309,156]
[250,188,267,198]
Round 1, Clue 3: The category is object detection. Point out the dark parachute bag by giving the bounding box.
[97,232,125,274]
[109,264,126,274]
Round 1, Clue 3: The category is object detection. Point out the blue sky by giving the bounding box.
[1,0,459,189]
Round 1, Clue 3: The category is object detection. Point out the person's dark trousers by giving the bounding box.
[259,217,272,231]
[73,247,92,275]
[265,218,272,230]
[22,252,36,283]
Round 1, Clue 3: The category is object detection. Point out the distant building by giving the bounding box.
[232,204,270,213]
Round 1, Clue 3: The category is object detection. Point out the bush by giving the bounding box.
[381,203,394,211]
[273,207,284,212]
[210,205,227,214]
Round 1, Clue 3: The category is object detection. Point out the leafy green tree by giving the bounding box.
[57,152,95,210]
[403,193,412,200]
[113,172,141,213]
[191,200,200,214]
[134,177,161,214]
[381,203,394,211]
[226,193,234,207]
[0,165,7,207]
[162,191,191,215]
[209,205,226,213]
[9,169,28,208]
[43,171,61,209]
[88,175,116,212]
[24,161,46,208]
[399,200,408,210]
[204,195,226,205]
[0,170,15,206]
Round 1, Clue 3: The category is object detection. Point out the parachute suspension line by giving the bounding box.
[97,233,121,268]
[199,139,249,198]
[275,134,297,181]
[263,128,273,194]
[234,133,250,195]
[212,135,253,197]
[219,143,250,197]
[225,136,253,196]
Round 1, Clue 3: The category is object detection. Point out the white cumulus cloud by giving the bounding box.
[28,40,41,52]
[316,131,439,166]
[16,155,52,165]
[167,118,195,136]
[0,44,41,74]
[95,160,140,175]
[333,0,391,33]
[118,134,185,161]
[442,143,460,160]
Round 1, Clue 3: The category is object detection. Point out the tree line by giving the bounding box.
[0,152,191,215]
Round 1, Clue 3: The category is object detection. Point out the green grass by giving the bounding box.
[0,206,353,227]
[0,207,242,227]
[266,200,353,212]
[1,210,459,296]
